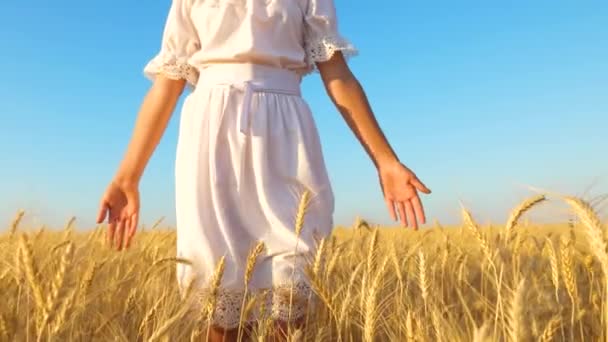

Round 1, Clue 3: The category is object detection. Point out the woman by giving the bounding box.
[96,0,431,340]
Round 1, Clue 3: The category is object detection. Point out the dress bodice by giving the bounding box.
[144,0,357,88]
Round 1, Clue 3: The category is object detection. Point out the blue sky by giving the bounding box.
[1,0,606,230]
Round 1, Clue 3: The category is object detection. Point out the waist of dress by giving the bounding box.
[195,63,302,97]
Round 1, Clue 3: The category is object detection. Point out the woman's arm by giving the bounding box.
[316,53,398,169]
[113,77,186,186]
[316,52,431,229]
[97,76,186,250]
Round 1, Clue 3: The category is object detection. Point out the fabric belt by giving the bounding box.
[196,63,302,135]
[194,63,302,189]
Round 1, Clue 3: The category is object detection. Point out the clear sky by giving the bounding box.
[1,0,606,230]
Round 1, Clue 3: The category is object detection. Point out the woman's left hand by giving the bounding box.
[378,160,431,230]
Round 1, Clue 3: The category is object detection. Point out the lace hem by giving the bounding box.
[304,34,358,73]
[143,53,199,88]
[187,282,314,329]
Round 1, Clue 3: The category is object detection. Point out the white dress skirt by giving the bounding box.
[143,0,357,329]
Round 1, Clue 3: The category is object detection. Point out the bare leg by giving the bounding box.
[271,317,305,342]
[205,324,253,342]
[206,326,238,342]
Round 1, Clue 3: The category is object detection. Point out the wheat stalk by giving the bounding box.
[363,257,388,342]
[137,292,167,339]
[506,279,525,342]
[294,189,311,237]
[302,236,327,332]
[559,236,577,305]
[78,261,99,304]
[563,197,608,271]
[9,210,25,237]
[237,241,266,341]
[418,251,430,309]
[33,226,46,242]
[0,268,10,284]
[18,234,47,327]
[37,242,74,341]
[461,207,493,263]
[124,288,138,314]
[49,287,79,336]
[312,238,327,277]
[366,228,379,273]
[390,242,403,284]
[431,310,444,342]
[0,313,8,341]
[338,262,363,327]
[457,254,469,286]
[543,238,560,303]
[151,257,192,268]
[62,216,76,240]
[204,256,226,341]
[505,195,546,242]
[324,249,341,281]
[150,216,165,230]
[562,196,608,340]
[405,311,415,342]
[46,242,74,314]
[147,303,191,342]
[473,322,489,342]
[538,316,560,342]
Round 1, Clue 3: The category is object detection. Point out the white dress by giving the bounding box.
[143,0,357,329]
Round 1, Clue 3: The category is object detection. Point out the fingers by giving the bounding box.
[114,218,125,251]
[123,217,132,249]
[405,201,418,230]
[107,217,117,248]
[97,202,108,224]
[411,195,426,225]
[412,177,431,194]
[129,213,139,239]
[124,214,139,249]
[105,211,138,251]
[397,201,408,227]
[385,198,397,222]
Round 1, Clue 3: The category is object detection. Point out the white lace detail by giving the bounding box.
[190,282,313,329]
[304,34,358,73]
[144,54,199,88]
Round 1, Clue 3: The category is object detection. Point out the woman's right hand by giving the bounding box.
[96,180,140,251]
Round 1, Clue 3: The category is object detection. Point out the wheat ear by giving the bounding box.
[363,257,388,342]
[204,256,226,341]
[10,210,25,237]
[504,195,546,242]
[237,241,266,341]
[506,279,526,342]
[538,316,560,342]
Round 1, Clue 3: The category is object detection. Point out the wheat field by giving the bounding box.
[1,194,607,341]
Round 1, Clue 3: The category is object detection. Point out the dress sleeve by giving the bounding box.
[143,0,200,88]
[303,0,358,71]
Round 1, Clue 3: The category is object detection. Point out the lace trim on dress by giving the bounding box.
[144,54,199,88]
[304,34,358,73]
[188,281,314,329]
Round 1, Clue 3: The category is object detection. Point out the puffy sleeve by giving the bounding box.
[143,0,200,88]
[303,0,358,71]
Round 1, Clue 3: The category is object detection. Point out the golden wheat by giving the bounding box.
[363,257,388,342]
[9,210,25,237]
[504,194,546,242]
[506,279,526,342]
[2,194,608,340]
[539,316,561,342]
[543,237,561,302]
